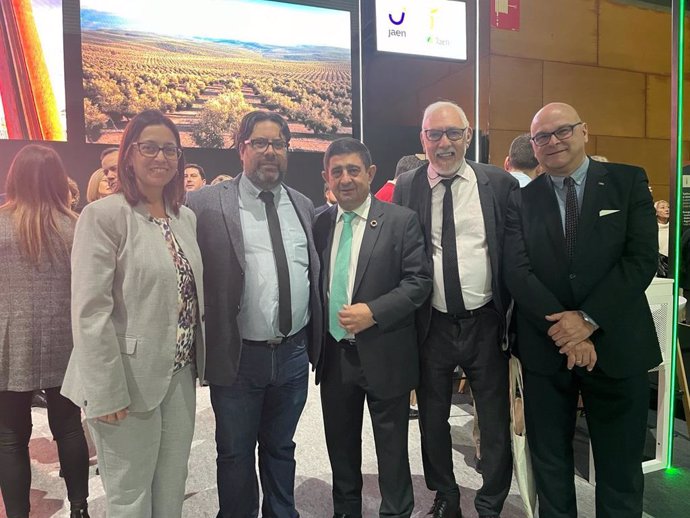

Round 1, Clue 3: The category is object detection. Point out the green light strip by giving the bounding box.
[668,0,685,470]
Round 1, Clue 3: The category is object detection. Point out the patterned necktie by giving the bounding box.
[564,176,578,259]
[329,212,356,341]
[258,190,292,336]
[441,177,466,313]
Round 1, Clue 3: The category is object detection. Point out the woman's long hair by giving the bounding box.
[1,144,77,264]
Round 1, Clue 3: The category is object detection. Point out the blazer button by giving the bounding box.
[201,314,205,322]
[237,305,241,312]
[569,273,576,280]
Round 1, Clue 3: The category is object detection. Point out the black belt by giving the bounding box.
[327,334,357,349]
[432,300,495,321]
[243,327,306,347]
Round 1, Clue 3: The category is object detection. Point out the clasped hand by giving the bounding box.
[338,303,375,335]
[546,310,595,348]
[97,408,129,423]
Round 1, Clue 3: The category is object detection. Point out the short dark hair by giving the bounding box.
[100,147,119,162]
[395,155,426,178]
[235,111,291,152]
[509,134,539,170]
[118,110,185,215]
[185,163,205,179]
[323,137,372,171]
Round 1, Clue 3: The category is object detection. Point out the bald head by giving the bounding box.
[530,102,588,177]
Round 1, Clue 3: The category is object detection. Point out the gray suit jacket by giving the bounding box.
[313,198,432,398]
[0,210,75,391]
[186,175,323,386]
[61,194,206,418]
[393,161,519,348]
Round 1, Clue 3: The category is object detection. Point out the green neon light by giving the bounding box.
[667,0,685,470]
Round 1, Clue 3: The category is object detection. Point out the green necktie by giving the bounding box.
[330,212,356,341]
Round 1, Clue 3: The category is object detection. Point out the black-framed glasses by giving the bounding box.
[133,142,182,159]
[423,128,466,142]
[244,138,289,152]
[531,122,583,147]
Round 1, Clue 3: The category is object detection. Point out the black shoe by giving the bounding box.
[31,390,47,408]
[428,496,461,518]
[409,407,419,419]
[70,502,90,518]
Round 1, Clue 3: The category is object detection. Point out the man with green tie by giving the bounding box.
[313,138,432,518]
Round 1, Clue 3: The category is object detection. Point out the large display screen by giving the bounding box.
[80,0,354,152]
[0,0,66,140]
[375,0,467,60]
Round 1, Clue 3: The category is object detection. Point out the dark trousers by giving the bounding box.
[523,366,649,518]
[210,329,309,518]
[418,307,512,517]
[0,387,89,518]
[320,338,413,518]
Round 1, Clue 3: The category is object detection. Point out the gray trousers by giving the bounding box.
[88,364,196,518]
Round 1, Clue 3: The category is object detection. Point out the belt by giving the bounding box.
[432,300,495,321]
[242,327,305,347]
[328,334,357,349]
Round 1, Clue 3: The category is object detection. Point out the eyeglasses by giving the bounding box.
[422,128,466,142]
[133,142,182,159]
[244,138,289,152]
[531,122,583,147]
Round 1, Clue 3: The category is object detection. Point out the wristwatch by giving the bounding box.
[578,310,599,331]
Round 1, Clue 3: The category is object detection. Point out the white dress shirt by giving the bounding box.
[428,161,492,311]
[328,195,372,338]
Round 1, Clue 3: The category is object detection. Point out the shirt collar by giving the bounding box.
[239,173,282,198]
[427,159,468,189]
[548,157,589,189]
[337,194,371,223]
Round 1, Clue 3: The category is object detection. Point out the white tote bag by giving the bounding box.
[509,356,537,517]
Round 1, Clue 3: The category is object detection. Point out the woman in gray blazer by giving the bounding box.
[0,145,90,518]
[62,110,206,518]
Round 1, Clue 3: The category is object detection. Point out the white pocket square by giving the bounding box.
[599,209,620,216]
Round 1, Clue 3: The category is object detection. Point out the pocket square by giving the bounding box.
[599,209,620,216]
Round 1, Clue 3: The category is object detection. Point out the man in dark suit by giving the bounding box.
[504,102,661,518]
[314,138,432,518]
[186,110,322,518]
[393,101,517,518]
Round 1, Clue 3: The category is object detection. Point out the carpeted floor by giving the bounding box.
[2,374,687,517]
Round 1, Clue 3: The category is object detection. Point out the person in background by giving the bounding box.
[186,110,322,518]
[655,200,670,278]
[314,138,432,518]
[504,102,660,518]
[85,168,111,204]
[61,110,206,518]
[394,100,516,518]
[316,181,338,215]
[100,147,119,193]
[67,177,80,211]
[0,144,90,518]
[375,154,427,203]
[210,174,234,186]
[184,164,206,192]
[504,134,540,187]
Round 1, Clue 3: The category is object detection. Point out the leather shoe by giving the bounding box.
[428,496,461,518]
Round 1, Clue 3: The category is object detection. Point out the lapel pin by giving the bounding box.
[370,220,378,228]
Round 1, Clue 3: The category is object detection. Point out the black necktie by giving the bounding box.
[564,176,578,259]
[258,191,292,336]
[441,177,466,313]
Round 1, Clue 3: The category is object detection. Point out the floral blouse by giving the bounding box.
[152,217,198,372]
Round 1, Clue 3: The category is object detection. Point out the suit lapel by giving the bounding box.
[532,174,568,263]
[575,160,608,258]
[220,176,246,271]
[319,207,338,304]
[352,198,385,297]
[409,167,433,258]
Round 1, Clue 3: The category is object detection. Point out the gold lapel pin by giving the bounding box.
[370,220,378,228]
